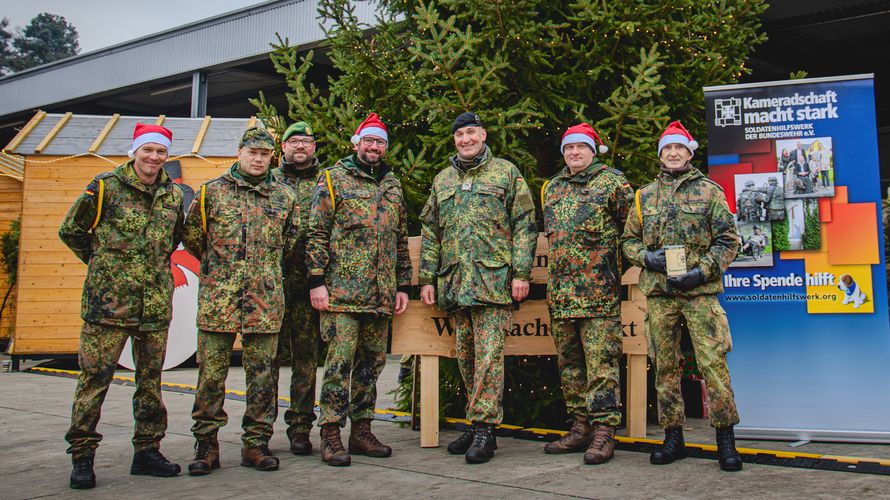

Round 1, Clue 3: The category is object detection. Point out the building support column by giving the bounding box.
[190,71,208,117]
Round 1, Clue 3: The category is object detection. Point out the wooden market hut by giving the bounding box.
[2,111,254,360]
[0,154,23,345]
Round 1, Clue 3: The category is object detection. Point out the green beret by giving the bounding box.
[239,126,275,150]
[282,121,314,142]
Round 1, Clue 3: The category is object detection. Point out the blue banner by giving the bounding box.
[704,75,890,442]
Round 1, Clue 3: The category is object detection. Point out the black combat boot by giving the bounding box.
[465,423,497,464]
[70,455,96,489]
[716,426,743,471]
[130,448,181,477]
[650,426,687,465]
[447,424,476,454]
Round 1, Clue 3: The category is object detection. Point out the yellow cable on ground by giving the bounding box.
[23,367,890,468]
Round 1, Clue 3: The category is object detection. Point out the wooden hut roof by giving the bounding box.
[3,112,258,159]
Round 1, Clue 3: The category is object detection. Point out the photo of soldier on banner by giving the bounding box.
[734,172,785,223]
[772,199,821,251]
[732,219,774,267]
[776,137,834,199]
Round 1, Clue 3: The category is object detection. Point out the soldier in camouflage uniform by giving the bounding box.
[59,123,184,489]
[541,123,633,464]
[270,121,322,455]
[621,121,743,472]
[764,176,785,221]
[419,112,537,464]
[184,126,299,475]
[306,113,412,467]
[736,180,767,222]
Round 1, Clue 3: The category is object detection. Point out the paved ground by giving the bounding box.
[2,355,889,499]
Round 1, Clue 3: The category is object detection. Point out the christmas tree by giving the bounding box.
[254,0,767,215]
[256,0,768,428]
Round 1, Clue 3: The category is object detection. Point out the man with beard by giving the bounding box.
[307,113,412,466]
[271,121,322,455]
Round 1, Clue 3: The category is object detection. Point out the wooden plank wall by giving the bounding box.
[0,175,23,339]
[11,155,233,355]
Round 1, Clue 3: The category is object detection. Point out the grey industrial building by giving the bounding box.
[0,0,887,177]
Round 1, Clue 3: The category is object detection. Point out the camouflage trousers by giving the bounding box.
[191,331,277,448]
[647,295,740,428]
[65,323,168,459]
[453,306,511,424]
[272,300,320,437]
[552,317,622,426]
[318,312,389,427]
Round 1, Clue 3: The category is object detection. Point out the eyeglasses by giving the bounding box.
[285,138,315,147]
[361,137,387,147]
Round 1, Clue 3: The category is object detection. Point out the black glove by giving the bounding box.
[643,249,667,273]
[667,268,706,291]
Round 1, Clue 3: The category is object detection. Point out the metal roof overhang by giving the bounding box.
[0,0,377,117]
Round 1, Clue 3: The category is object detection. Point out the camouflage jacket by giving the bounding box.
[182,164,299,334]
[543,160,633,318]
[765,184,784,212]
[737,189,766,221]
[305,155,412,316]
[272,158,319,301]
[419,146,538,312]
[59,161,185,331]
[621,167,738,298]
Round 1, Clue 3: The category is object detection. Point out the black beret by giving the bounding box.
[452,112,484,133]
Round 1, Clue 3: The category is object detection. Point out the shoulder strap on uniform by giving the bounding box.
[324,169,336,210]
[635,189,643,224]
[701,177,725,191]
[200,184,207,233]
[540,179,550,208]
[90,178,106,231]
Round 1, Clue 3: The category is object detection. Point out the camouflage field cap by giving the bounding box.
[239,126,275,150]
[282,121,314,142]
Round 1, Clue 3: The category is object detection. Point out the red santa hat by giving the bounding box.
[658,120,698,157]
[560,122,608,154]
[351,113,389,145]
[128,123,173,158]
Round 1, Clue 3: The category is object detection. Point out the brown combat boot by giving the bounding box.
[289,432,312,456]
[583,424,616,465]
[348,418,392,458]
[188,439,220,476]
[321,423,351,466]
[240,444,279,471]
[544,414,592,454]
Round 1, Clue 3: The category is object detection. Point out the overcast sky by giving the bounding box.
[3,0,268,53]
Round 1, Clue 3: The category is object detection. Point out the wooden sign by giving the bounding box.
[396,236,650,446]
[392,299,647,357]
